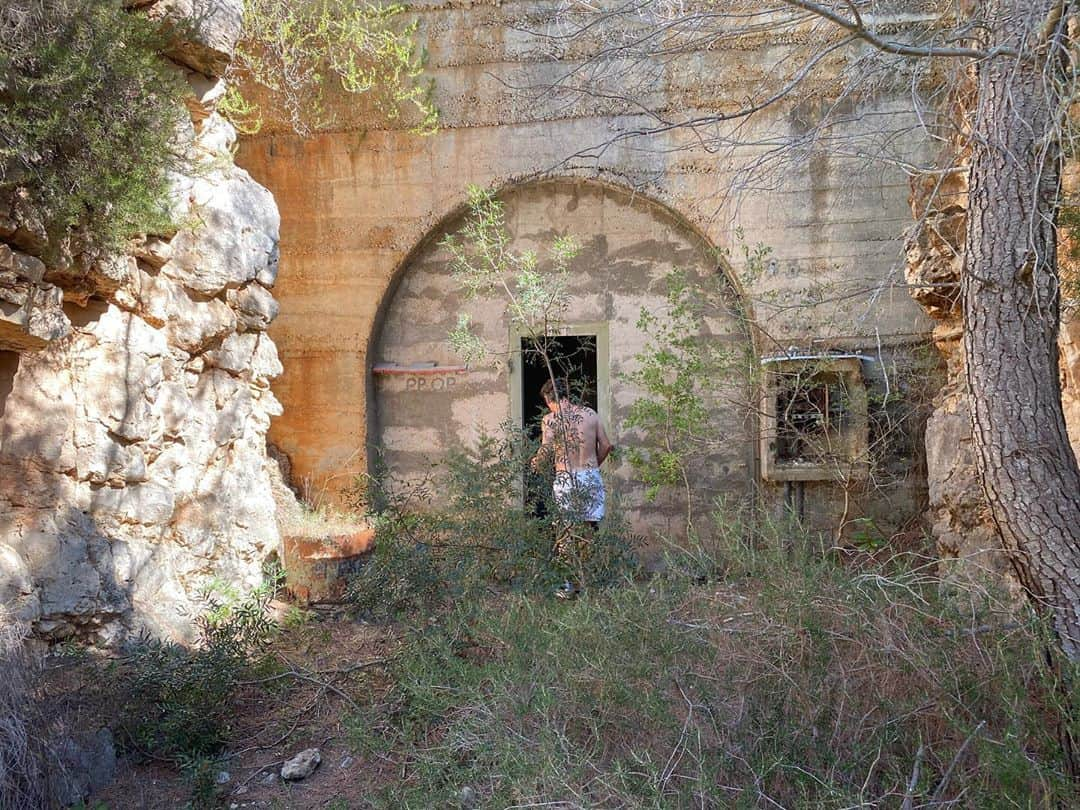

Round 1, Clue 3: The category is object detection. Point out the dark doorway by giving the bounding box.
[520,334,598,440]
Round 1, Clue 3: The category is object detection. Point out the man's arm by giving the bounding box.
[596,416,613,465]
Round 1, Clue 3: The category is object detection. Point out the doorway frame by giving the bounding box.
[509,321,611,433]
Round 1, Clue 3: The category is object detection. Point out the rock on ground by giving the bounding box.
[47,727,117,808]
[280,748,321,781]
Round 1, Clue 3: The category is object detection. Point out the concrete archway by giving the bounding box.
[369,177,757,538]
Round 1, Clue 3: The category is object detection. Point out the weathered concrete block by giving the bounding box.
[282,530,375,603]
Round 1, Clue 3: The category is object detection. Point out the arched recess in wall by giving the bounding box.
[367,177,758,539]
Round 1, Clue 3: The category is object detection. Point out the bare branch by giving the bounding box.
[779,0,1021,60]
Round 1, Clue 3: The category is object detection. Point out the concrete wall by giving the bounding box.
[236,0,934,534]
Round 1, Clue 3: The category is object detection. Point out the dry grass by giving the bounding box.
[347,537,1079,808]
[0,611,46,810]
[276,502,369,540]
[42,522,1080,808]
[268,449,368,540]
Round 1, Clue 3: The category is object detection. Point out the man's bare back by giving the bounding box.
[540,401,612,473]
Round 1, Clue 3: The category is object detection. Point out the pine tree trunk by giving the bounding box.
[963,0,1080,659]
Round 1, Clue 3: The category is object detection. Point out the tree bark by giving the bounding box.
[964,0,1080,658]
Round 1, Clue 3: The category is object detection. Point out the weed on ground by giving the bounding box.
[347,543,1077,808]
[54,519,1080,809]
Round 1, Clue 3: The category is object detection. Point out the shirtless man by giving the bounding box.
[531,377,614,527]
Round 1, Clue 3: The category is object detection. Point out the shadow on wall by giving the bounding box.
[0,350,16,421]
[366,177,758,543]
[0,348,123,640]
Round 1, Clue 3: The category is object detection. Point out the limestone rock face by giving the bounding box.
[48,727,118,808]
[147,0,244,77]
[0,243,69,349]
[162,162,280,296]
[0,275,69,350]
[228,282,279,332]
[0,7,282,642]
[1060,315,1080,463]
[0,187,48,256]
[0,543,39,621]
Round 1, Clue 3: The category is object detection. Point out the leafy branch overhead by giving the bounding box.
[0,0,437,259]
[225,0,438,136]
[442,185,580,365]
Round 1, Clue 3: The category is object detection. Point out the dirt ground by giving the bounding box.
[46,613,401,810]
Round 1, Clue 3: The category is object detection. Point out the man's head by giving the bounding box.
[541,377,570,410]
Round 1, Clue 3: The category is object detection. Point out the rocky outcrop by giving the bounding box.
[0,242,69,350]
[143,0,244,78]
[905,166,1012,587]
[1060,315,1080,463]
[0,0,282,642]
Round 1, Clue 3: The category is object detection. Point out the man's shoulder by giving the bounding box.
[577,406,600,426]
[550,404,597,423]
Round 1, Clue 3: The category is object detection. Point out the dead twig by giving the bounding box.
[901,743,925,810]
[930,721,985,805]
[276,669,361,713]
[238,759,285,788]
[239,657,387,686]
[227,686,326,758]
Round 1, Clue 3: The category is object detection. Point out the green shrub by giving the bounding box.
[177,754,224,810]
[0,0,188,257]
[119,568,281,760]
[346,427,639,620]
[621,255,760,535]
[0,0,436,258]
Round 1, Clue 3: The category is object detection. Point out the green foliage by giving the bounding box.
[0,0,188,256]
[349,517,1078,808]
[231,0,438,135]
[345,513,443,618]
[441,185,580,364]
[119,567,282,760]
[347,427,638,619]
[178,754,224,810]
[0,0,436,258]
[621,265,756,531]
